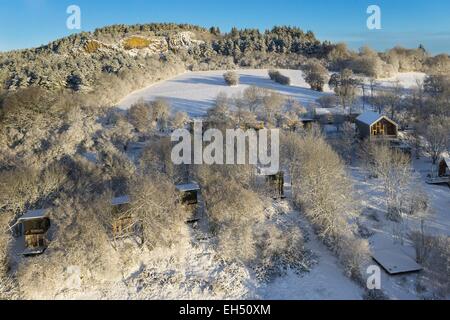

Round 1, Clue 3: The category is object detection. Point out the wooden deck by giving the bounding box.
[426,176,450,185]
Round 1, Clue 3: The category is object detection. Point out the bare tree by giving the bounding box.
[420,116,450,165]
[171,111,189,129]
[128,98,152,132]
[262,90,285,125]
[128,175,190,250]
[243,85,264,113]
[151,98,171,130]
[302,59,329,92]
[329,69,358,113]
[365,143,412,221]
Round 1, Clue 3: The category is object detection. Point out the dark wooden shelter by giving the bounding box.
[355,112,398,140]
[266,171,285,198]
[438,157,450,177]
[176,183,200,206]
[16,209,51,256]
[176,182,201,222]
[111,196,134,237]
[258,168,285,199]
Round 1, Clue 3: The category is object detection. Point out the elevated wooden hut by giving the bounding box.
[15,209,51,256]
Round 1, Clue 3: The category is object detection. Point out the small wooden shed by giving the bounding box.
[355,112,398,140]
[176,182,200,206]
[299,118,316,131]
[16,209,51,256]
[258,168,285,199]
[438,157,450,177]
[111,196,134,237]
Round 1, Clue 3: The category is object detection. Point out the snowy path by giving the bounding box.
[257,211,363,300]
[256,181,364,300]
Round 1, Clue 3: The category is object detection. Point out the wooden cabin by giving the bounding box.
[267,171,285,198]
[111,196,134,237]
[355,112,398,140]
[176,183,200,206]
[16,209,51,256]
[438,157,450,177]
[258,168,285,199]
[176,182,201,222]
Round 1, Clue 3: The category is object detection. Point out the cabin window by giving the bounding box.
[372,121,385,136]
[23,218,50,235]
[181,190,198,205]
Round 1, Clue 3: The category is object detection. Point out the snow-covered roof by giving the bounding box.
[18,209,49,222]
[176,182,200,192]
[372,248,422,275]
[314,108,332,116]
[82,152,98,164]
[111,195,131,206]
[257,167,281,176]
[356,111,398,127]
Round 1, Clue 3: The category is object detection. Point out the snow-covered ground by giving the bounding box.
[376,72,427,89]
[118,69,333,117]
[350,154,449,299]
[118,69,427,118]
[115,69,446,300]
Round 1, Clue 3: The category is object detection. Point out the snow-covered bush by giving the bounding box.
[128,99,153,133]
[409,232,450,299]
[223,71,240,86]
[286,131,370,281]
[254,223,306,281]
[302,59,328,91]
[202,176,265,263]
[268,70,291,85]
[128,175,190,250]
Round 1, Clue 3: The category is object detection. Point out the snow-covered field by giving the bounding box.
[376,72,427,89]
[118,69,427,117]
[118,69,333,116]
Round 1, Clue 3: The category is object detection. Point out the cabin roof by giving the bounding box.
[18,209,49,222]
[111,195,131,206]
[82,152,98,164]
[314,108,332,116]
[257,167,282,176]
[356,111,398,127]
[372,248,422,275]
[176,182,200,192]
[299,117,315,122]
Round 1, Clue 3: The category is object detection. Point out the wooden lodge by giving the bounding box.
[15,209,51,256]
[176,182,200,206]
[427,155,450,185]
[176,182,201,222]
[111,196,134,238]
[257,168,285,199]
[355,112,398,140]
[438,157,450,177]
